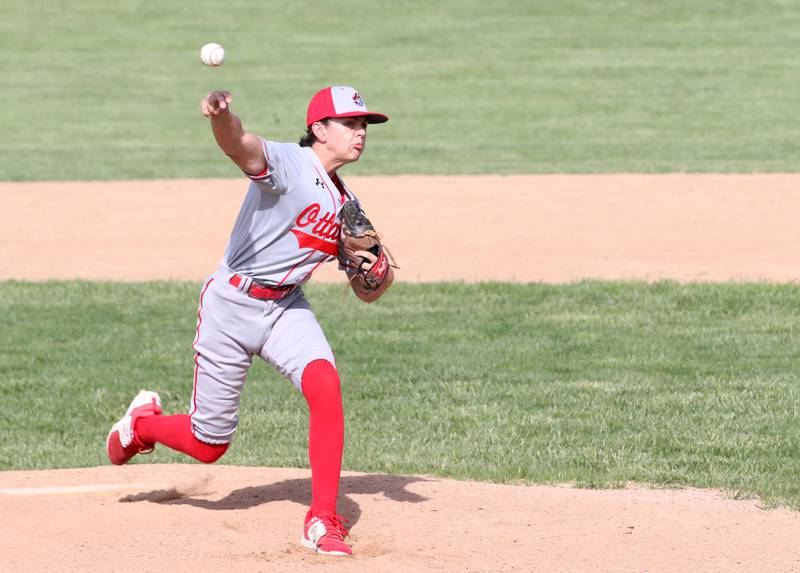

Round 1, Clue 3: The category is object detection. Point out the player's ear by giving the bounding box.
[311,121,328,143]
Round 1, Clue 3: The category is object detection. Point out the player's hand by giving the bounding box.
[201,90,232,117]
[354,250,378,271]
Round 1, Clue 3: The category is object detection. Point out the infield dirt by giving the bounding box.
[2,174,799,283]
[1,175,799,572]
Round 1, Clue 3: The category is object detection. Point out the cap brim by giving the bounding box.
[326,111,389,124]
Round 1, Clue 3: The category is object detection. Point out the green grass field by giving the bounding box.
[2,0,799,515]
[1,281,799,509]
[3,0,800,179]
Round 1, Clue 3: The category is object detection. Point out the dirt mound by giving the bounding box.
[1,464,799,572]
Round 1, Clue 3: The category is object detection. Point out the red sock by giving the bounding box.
[136,414,229,464]
[302,359,344,517]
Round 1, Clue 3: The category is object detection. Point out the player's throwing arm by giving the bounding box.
[200,90,266,176]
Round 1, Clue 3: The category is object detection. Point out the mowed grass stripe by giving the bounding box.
[0,281,798,508]
[3,1,800,179]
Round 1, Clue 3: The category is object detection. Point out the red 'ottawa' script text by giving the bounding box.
[296,203,340,240]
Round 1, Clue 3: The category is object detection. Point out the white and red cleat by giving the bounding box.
[106,390,162,465]
[301,510,353,556]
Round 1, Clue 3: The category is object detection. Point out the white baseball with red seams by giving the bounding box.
[200,43,225,67]
[188,138,360,444]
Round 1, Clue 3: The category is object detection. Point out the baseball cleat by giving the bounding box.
[301,510,353,556]
[106,390,162,465]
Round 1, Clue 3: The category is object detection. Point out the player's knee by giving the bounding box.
[301,359,341,401]
[193,441,230,464]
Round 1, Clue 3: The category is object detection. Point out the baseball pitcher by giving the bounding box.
[105,85,394,556]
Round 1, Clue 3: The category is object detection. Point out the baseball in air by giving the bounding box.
[200,43,225,67]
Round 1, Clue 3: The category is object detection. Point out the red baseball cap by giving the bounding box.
[306,86,389,127]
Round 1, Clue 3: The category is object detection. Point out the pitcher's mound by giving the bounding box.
[1,464,799,572]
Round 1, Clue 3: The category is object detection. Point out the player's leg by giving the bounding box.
[135,414,229,464]
[107,274,264,465]
[108,390,231,465]
[301,359,344,517]
[260,293,351,556]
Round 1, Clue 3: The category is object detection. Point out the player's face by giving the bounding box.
[325,117,368,163]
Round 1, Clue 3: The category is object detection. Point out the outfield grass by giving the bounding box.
[3,0,800,179]
[0,281,798,509]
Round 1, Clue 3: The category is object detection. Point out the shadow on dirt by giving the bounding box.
[119,473,431,528]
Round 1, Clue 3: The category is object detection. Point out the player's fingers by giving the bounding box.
[207,101,222,116]
[201,91,230,116]
[211,91,232,105]
[212,94,231,115]
[354,250,377,262]
[355,250,378,270]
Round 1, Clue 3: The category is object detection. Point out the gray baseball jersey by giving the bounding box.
[190,139,354,444]
[223,138,358,286]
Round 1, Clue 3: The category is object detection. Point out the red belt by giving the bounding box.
[229,274,296,301]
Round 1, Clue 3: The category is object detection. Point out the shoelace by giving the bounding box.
[321,514,351,541]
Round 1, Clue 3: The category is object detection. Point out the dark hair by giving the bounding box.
[298,119,329,147]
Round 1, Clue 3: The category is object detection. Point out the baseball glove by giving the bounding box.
[338,200,396,302]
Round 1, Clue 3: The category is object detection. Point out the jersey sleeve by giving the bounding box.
[244,138,290,194]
